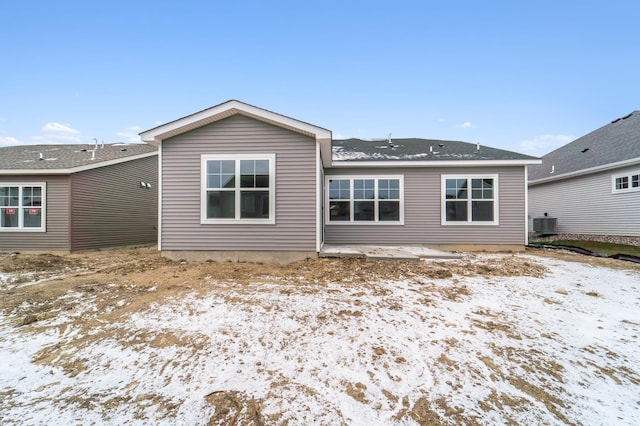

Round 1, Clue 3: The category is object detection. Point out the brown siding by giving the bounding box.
[70,155,158,250]
[161,114,317,251]
[0,175,71,251]
[325,166,526,245]
[529,165,640,236]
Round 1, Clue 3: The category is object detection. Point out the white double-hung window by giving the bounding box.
[0,183,46,231]
[201,154,275,224]
[441,175,498,225]
[326,176,404,224]
[612,170,640,194]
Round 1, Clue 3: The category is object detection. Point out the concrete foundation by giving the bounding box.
[160,250,317,264]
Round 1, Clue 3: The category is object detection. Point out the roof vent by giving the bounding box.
[438,143,444,148]
[581,148,589,153]
[476,143,480,150]
[550,165,555,174]
[39,153,44,161]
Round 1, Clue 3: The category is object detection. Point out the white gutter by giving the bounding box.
[529,156,640,186]
[330,159,541,168]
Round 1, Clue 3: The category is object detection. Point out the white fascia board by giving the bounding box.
[528,156,640,186]
[140,100,331,143]
[329,159,541,168]
[0,151,158,175]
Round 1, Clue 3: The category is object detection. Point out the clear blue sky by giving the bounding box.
[1,0,638,156]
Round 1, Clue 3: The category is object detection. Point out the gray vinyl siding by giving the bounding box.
[70,155,158,250]
[325,166,526,245]
[529,165,640,236]
[0,175,71,251]
[161,114,317,251]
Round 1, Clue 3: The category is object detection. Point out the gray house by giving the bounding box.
[0,143,158,252]
[140,100,540,262]
[529,110,640,237]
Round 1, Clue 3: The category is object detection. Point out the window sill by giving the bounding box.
[326,221,404,226]
[201,219,276,225]
[0,228,46,232]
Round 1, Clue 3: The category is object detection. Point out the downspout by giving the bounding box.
[524,165,529,246]
[316,141,323,253]
[157,142,163,251]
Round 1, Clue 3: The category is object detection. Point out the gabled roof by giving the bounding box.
[139,99,333,164]
[529,110,640,184]
[331,138,539,167]
[0,143,157,175]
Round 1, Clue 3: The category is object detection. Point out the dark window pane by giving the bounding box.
[1,208,19,227]
[240,174,255,188]
[222,174,235,188]
[329,201,350,221]
[472,201,494,221]
[23,208,42,227]
[207,191,235,218]
[379,201,400,221]
[240,191,270,219]
[446,201,467,221]
[255,174,269,188]
[632,175,639,187]
[354,201,374,221]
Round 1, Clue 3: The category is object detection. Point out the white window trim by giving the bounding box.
[0,182,46,232]
[200,154,276,225]
[325,175,404,225]
[441,174,499,226]
[611,170,640,194]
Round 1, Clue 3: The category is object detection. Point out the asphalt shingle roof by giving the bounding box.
[529,110,640,181]
[332,138,538,162]
[0,144,157,171]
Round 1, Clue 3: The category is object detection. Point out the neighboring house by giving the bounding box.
[528,110,640,237]
[0,143,158,252]
[140,100,540,262]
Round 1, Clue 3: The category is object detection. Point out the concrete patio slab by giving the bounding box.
[319,245,463,261]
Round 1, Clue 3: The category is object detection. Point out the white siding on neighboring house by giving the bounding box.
[529,165,640,236]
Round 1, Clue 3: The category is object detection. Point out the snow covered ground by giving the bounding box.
[1,253,639,425]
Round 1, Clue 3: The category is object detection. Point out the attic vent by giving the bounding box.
[581,148,589,153]
[120,148,127,152]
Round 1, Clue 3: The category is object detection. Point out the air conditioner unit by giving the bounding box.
[533,217,558,235]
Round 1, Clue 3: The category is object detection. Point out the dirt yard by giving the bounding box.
[1,247,639,425]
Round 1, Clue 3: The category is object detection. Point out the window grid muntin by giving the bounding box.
[0,184,45,230]
[442,175,497,225]
[202,155,275,223]
[327,176,402,224]
[612,170,640,194]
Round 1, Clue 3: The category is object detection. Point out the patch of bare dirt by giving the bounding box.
[1,246,637,424]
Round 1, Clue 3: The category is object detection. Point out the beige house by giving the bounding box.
[140,100,540,262]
